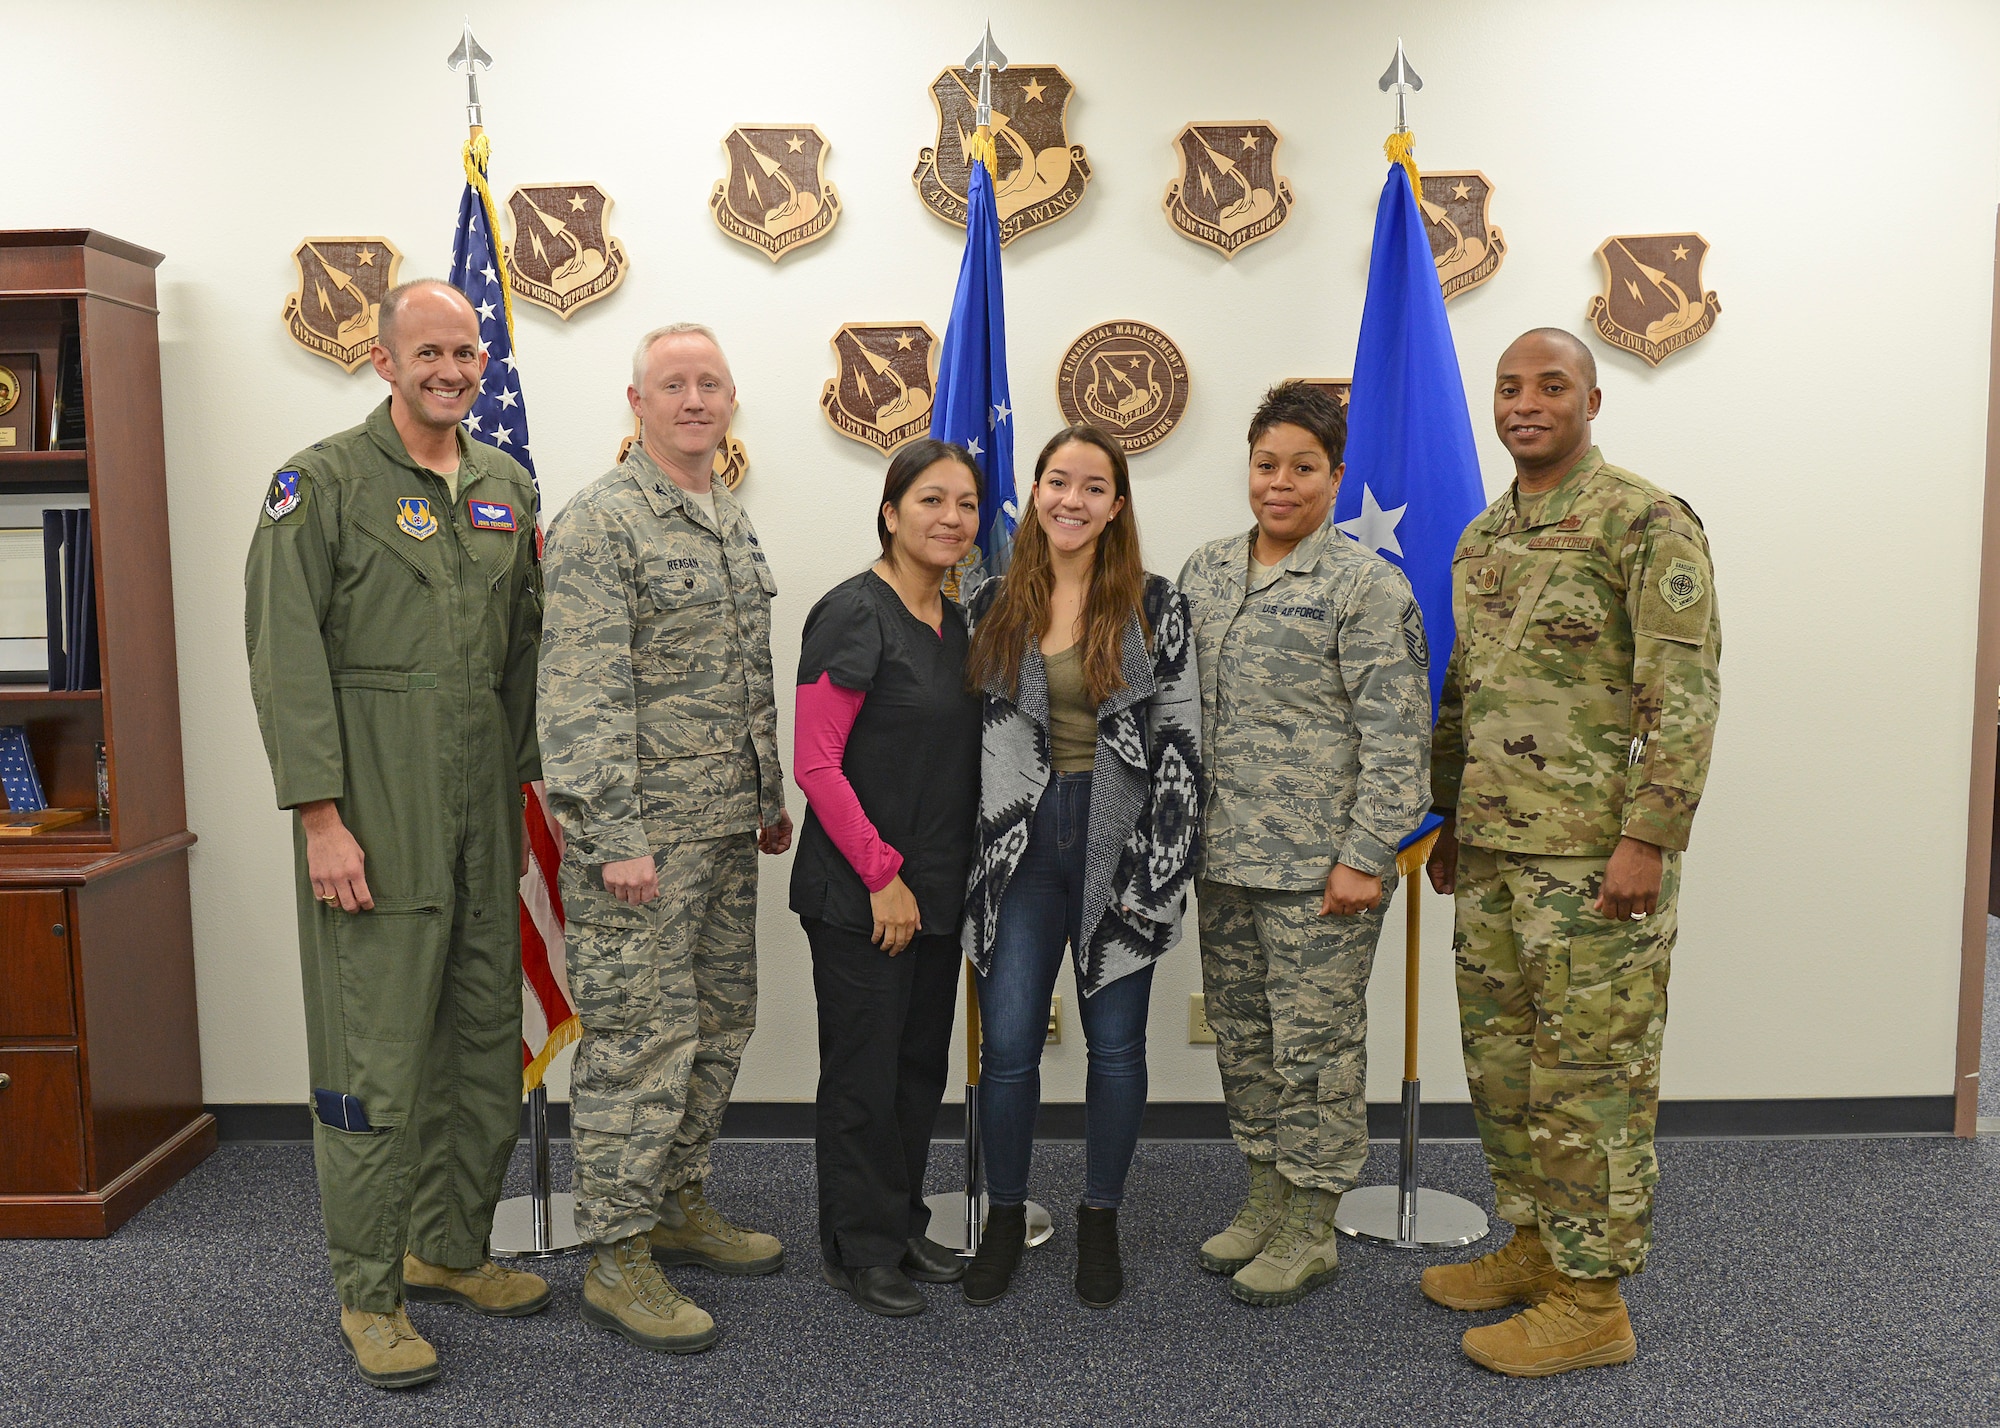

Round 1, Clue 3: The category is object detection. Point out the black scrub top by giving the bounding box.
[789,569,982,938]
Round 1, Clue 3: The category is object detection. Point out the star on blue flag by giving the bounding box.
[929,145,1016,581]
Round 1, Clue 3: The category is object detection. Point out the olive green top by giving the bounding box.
[1044,643,1097,774]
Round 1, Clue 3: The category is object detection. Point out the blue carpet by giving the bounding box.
[1,1135,1996,1427]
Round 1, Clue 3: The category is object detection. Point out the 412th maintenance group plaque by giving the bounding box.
[1057,321,1190,455]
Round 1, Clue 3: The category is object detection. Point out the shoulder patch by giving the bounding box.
[264,470,304,521]
[1658,557,1704,613]
[1401,600,1430,670]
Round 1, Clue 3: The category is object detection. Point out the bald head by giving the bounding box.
[378,279,475,357]
[1504,327,1597,392]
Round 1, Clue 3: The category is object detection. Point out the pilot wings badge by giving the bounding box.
[711,127,840,262]
[1163,123,1293,258]
[914,64,1090,246]
[1589,233,1720,367]
[1418,171,1506,300]
[281,238,403,372]
[820,323,938,454]
[503,184,629,319]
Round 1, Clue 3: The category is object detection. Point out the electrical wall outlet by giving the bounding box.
[1189,993,1215,1044]
[1047,993,1062,1044]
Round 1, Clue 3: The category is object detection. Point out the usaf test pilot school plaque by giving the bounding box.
[282,238,403,372]
[504,184,629,319]
[1589,232,1720,367]
[1057,322,1190,455]
[1163,123,1293,258]
[914,64,1090,247]
[821,323,939,454]
[1418,171,1505,300]
[712,127,840,262]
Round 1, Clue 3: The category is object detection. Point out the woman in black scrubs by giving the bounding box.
[791,438,985,1317]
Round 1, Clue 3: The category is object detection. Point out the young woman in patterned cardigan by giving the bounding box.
[960,424,1203,1309]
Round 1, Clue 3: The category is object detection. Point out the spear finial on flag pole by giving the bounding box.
[964,23,1009,154]
[1377,38,1423,193]
[447,18,494,135]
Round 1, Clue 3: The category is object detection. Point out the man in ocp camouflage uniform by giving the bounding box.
[538,323,790,1355]
[1179,381,1431,1307]
[1426,328,1720,1377]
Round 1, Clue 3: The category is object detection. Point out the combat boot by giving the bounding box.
[1419,1225,1562,1310]
[1461,1274,1636,1377]
[650,1181,784,1276]
[1197,1158,1293,1274]
[338,1305,440,1389]
[582,1234,720,1354]
[1229,1184,1341,1306]
[402,1253,551,1316]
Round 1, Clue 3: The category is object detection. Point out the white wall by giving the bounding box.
[8,0,1995,1107]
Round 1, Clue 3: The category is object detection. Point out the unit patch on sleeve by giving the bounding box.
[264,470,303,521]
[1659,557,1705,613]
[469,500,518,531]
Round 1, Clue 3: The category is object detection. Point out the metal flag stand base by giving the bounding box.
[491,1085,582,1257]
[922,966,1053,1255]
[1335,831,1490,1251]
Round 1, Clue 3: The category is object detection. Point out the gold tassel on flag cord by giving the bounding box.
[1385,129,1421,203]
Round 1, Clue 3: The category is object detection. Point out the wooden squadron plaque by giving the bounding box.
[618,419,749,490]
[1589,233,1720,366]
[1163,123,1293,258]
[281,238,403,372]
[1418,172,1505,300]
[1056,322,1190,455]
[503,185,629,319]
[821,323,939,454]
[914,64,1090,246]
[712,127,840,262]
[1293,378,1352,416]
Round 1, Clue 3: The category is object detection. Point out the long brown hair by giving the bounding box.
[966,425,1150,706]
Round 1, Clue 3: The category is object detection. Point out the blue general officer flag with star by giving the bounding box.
[928,138,1015,580]
[450,141,538,501]
[1335,162,1487,723]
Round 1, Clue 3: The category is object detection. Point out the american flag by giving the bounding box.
[450,135,577,1092]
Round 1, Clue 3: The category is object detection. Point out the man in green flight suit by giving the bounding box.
[1425,328,1721,1378]
[245,280,550,1390]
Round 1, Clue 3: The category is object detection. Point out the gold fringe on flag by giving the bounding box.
[1395,827,1440,881]
[1384,129,1421,201]
[523,1014,580,1095]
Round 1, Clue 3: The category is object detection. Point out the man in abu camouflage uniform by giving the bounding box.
[1425,328,1720,1377]
[1179,381,1431,1306]
[538,323,791,1355]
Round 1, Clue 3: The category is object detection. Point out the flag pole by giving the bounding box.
[447,19,577,1257]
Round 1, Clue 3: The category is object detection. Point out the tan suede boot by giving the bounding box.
[1461,1274,1637,1377]
[649,1181,783,1276]
[582,1234,720,1354]
[402,1253,551,1316]
[1419,1225,1563,1310]
[338,1305,440,1389]
[1197,1159,1294,1274]
[1228,1185,1341,1306]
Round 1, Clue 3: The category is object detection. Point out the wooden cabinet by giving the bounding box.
[0,231,212,1236]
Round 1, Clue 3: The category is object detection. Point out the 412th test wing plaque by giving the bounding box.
[914,63,1090,247]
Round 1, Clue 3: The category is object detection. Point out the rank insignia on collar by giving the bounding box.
[1418,171,1506,300]
[264,470,302,521]
[469,500,517,531]
[1589,233,1720,367]
[712,127,840,262]
[1557,514,1586,530]
[396,497,439,540]
[503,185,628,319]
[913,63,1090,247]
[1163,122,1293,258]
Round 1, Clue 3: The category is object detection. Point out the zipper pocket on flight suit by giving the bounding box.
[355,522,434,584]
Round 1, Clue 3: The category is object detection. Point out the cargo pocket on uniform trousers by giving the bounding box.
[329,900,447,1127]
[1555,955,1668,1067]
[1314,1057,1366,1162]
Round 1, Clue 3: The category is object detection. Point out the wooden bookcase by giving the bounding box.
[0,230,212,1235]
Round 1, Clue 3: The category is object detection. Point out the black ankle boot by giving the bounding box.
[962,1203,1028,1306]
[1074,1205,1122,1308]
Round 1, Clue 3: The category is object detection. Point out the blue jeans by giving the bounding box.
[977,772,1155,1210]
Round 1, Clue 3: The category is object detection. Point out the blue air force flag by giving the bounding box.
[928,141,1016,580]
[1335,163,1488,721]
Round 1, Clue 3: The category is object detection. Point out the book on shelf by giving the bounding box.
[43,508,98,690]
